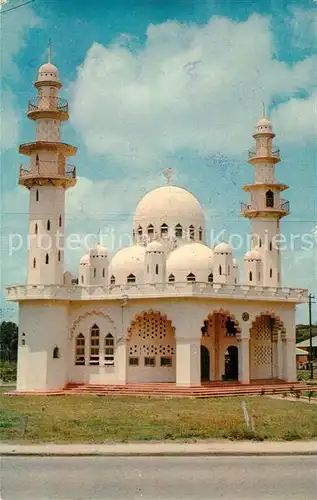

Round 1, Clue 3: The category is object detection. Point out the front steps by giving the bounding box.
[6,381,317,398]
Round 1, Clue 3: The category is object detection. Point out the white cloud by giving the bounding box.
[271,92,316,144]
[70,13,317,167]
[0,90,20,151]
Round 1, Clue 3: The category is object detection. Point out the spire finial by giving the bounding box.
[261,100,266,118]
[163,168,173,185]
[97,228,102,244]
[221,231,226,242]
[48,39,52,64]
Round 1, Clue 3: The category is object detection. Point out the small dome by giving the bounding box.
[244,250,262,261]
[214,241,232,254]
[109,245,145,284]
[95,243,108,256]
[146,240,165,253]
[38,62,59,81]
[255,116,273,133]
[167,242,214,281]
[80,254,90,265]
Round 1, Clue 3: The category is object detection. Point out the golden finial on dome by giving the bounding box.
[163,168,173,185]
[48,39,52,63]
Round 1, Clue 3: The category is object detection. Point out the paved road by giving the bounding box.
[1,456,316,499]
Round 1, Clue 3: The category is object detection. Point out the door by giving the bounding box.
[200,345,210,381]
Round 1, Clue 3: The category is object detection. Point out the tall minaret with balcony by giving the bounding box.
[19,50,77,285]
[241,114,289,287]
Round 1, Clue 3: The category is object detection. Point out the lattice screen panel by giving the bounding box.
[253,345,272,366]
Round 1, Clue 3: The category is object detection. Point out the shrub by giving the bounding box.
[0,361,17,382]
[282,430,302,441]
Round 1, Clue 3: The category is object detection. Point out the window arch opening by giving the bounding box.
[105,333,114,364]
[249,271,253,282]
[189,225,195,240]
[187,272,196,282]
[45,253,49,264]
[127,273,136,284]
[53,346,60,359]
[266,190,274,208]
[89,324,100,365]
[160,223,168,236]
[110,275,115,285]
[208,272,213,283]
[75,333,85,365]
[175,224,183,237]
[147,224,154,236]
[168,273,175,283]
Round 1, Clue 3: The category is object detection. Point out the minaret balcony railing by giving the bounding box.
[28,97,68,114]
[248,148,280,160]
[19,160,76,180]
[241,199,290,215]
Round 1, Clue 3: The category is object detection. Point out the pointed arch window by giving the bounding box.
[45,253,49,264]
[137,225,143,236]
[155,264,159,275]
[102,268,105,278]
[47,220,51,231]
[105,333,114,364]
[75,333,85,365]
[35,223,38,235]
[189,225,195,240]
[266,190,274,208]
[175,224,183,238]
[59,215,62,227]
[160,223,169,236]
[127,273,136,284]
[147,224,154,236]
[269,241,272,251]
[249,271,253,282]
[110,275,115,285]
[93,268,96,278]
[168,273,175,283]
[58,250,61,262]
[36,189,39,202]
[219,265,222,275]
[198,227,203,241]
[81,275,84,284]
[89,324,100,365]
[53,346,60,359]
[187,272,196,282]
[33,258,36,269]
[259,238,262,248]
[270,268,273,278]
[208,272,213,283]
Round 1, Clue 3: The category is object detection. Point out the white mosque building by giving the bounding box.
[6,56,308,393]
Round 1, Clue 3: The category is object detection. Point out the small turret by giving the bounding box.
[144,240,166,284]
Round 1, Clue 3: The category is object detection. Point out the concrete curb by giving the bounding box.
[1,441,317,457]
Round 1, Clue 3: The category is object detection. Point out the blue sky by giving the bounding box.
[0,0,316,323]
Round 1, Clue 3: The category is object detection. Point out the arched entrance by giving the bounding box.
[126,310,176,383]
[225,345,238,380]
[250,313,285,380]
[200,309,241,382]
[200,345,210,381]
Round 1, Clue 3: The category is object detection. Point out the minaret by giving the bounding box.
[241,113,289,287]
[19,48,77,285]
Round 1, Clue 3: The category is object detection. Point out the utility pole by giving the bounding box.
[308,293,315,380]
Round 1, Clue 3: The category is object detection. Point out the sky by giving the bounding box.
[0,0,316,323]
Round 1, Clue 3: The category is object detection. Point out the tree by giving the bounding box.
[0,321,18,362]
[296,324,317,344]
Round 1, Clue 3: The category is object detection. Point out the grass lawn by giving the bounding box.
[0,395,317,443]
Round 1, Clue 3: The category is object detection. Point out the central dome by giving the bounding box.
[133,185,205,244]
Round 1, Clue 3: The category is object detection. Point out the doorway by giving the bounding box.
[225,345,238,380]
[200,345,210,381]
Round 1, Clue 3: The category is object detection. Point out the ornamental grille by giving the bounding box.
[252,317,271,341]
[253,344,272,366]
[128,344,175,356]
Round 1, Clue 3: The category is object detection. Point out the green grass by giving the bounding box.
[0,395,317,443]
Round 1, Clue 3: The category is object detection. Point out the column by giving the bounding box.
[176,338,200,386]
[283,338,297,382]
[116,340,127,385]
[277,334,284,380]
[238,338,250,384]
[272,338,278,379]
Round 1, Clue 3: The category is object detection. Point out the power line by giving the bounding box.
[0,0,36,14]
